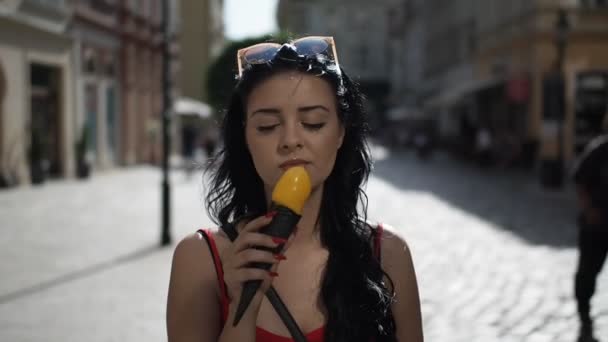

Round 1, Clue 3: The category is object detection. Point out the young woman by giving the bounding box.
[167,36,423,342]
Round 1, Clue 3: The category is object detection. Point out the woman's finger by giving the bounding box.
[232,248,282,268]
[241,212,276,233]
[260,259,281,292]
[233,232,284,253]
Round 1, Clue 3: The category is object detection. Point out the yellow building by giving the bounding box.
[419,2,608,185]
[475,6,608,167]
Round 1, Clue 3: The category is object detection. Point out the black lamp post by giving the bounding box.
[161,0,172,246]
[540,9,570,189]
[554,9,569,188]
[556,9,570,71]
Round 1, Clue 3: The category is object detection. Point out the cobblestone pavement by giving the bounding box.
[368,147,607,342]
[0,148,606,341]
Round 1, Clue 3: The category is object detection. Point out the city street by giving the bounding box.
[0,146,606,342]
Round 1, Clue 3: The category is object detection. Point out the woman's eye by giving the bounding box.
[257,124,279,133]
[302,123,325,131]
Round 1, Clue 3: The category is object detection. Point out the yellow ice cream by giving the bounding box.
[271,166,311,214]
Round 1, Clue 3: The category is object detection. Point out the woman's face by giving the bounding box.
[245,71,344,195]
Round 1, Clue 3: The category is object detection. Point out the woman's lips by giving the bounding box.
[279,159,310,170]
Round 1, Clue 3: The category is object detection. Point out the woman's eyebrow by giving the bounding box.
[299,105,330,113]
[250,108,281,117]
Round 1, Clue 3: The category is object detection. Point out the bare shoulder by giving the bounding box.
[376,223,424,341]
[375,223,418,292]
[170,232,214,280]
[167,230,225,341]
[377,222,414,263]
[172,228,228,267]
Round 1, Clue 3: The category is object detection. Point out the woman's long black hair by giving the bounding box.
[204,42,397,341]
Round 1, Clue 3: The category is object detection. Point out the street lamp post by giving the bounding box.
[161,0,172,246]
[556,9,569,72]
[540,8,569,189]
[555,9,569,184]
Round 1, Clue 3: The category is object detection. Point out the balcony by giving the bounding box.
[73,0,117,29]
[16,0,73,33]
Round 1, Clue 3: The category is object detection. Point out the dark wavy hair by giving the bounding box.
[204,42,397,341]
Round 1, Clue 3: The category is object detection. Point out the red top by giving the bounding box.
[199,224,383,342]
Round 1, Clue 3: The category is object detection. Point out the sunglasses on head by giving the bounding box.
[236,36,340,77]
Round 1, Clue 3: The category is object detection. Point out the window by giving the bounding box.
[102,51,117,77]
[83,47,98,74]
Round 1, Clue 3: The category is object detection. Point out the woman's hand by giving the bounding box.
[221,213,288,321]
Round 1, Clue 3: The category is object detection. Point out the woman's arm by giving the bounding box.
[381,226,424,342]
[167,233,221,342]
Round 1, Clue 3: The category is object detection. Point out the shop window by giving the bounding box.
[103,52,116,77]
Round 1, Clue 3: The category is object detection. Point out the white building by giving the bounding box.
[0,0,76,186]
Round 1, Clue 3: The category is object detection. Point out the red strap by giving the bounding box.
[197,229,230,325]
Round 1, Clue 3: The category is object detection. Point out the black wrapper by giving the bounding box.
[232,204,301,326]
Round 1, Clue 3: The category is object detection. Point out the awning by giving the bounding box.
[173,97,212,118]
[424,76,505,109]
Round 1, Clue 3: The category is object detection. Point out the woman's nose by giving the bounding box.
[279,122,303,152]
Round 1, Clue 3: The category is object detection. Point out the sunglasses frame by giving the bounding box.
[236,36,340,77]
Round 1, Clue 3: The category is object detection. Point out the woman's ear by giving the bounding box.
[338,124,345,149]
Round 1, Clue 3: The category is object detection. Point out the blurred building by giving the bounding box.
[384,0,429,146]
[70,0,121,171]
[0,0,75,185]
[277,0,394,130]
[118,0,173,166]
[178,0,224,103]
[409,0,608,169]
[0,0,180,187]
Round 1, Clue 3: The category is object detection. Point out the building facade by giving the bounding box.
[178,0,224,103]
[70,0,122,171]
[473,1,608,168]
[0,0,76,185]
[119,0,166,166]
[411,0,608,169]
[0,0,179,187]
[277,0,394,130]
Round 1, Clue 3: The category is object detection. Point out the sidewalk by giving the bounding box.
[0,167,212,342]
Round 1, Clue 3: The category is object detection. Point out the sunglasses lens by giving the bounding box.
[294,38,330,57]
[243,43,280,64]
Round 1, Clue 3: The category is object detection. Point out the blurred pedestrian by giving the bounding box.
[572,131,608,342]
[476,125,493,167]
[167,36,423,342]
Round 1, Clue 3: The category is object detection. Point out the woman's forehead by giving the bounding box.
[246,72,336,111]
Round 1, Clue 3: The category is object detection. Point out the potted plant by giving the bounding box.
[75,125,91,179]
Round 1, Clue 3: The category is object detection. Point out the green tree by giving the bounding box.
[205,32,291,120]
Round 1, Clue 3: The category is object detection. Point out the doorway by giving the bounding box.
[30,63,62,181]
